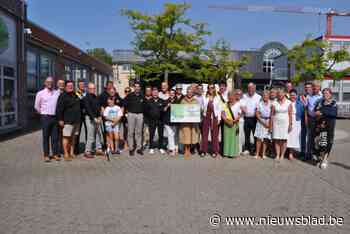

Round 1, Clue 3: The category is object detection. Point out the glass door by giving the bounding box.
[0,65,17,130]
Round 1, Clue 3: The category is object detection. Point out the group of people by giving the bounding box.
[35,77,337,169]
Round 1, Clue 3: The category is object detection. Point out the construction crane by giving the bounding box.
[208,4,350,37]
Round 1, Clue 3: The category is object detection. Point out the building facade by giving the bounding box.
[273,35,350,117]
[25,21,113,119]
[0,0,113,134]
[0,0,26,133]
[112,49,142,97]
[113,64,136,98]
[112,42,288,92]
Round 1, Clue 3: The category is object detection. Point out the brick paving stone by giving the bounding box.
[0,120,350,234]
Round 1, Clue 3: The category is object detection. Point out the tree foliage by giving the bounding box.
[288,38,350,83]
[87,48,113,65]
[121,3,211,81]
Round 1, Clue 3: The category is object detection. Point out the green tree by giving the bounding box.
[87,48,113,65]
[288,38,350,83]
[191,39,251,84]
[122,3,210,82]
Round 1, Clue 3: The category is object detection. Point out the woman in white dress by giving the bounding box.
[287,89,302,160]
[270,87,292,161]
[254,90,271,159]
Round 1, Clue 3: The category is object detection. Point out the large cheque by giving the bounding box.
[170,104,201,123]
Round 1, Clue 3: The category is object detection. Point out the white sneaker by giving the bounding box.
[159,149,166,154]
[320,160,328,169]
[149,149,155,155]
[243,150,250,156]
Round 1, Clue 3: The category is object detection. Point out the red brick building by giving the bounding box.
[0,0,113,134]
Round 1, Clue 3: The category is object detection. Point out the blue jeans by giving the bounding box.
[306,117,317,160]
[41,115,59,156]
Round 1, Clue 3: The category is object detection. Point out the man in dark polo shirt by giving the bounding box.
[56,80,81,161]
[99,81,114,110]
[124,82,144,156]
[144,88,166,155]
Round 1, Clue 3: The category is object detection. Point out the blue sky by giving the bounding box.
[27,0,350,53]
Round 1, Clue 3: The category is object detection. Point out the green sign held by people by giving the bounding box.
[170,104,201,123]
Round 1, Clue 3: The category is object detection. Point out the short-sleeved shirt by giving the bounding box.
[241,93,261,117]
[103,105,123,127]
[124,92,144,114]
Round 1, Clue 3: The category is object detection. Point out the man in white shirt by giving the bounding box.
[241,82,261,155]
[195,84,205,107]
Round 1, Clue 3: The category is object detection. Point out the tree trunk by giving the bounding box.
[164,69,169,83]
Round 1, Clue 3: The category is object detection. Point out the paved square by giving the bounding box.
[1,121,350,234]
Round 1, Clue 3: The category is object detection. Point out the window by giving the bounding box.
[4,67,15,78]
[0,65,17,128]
[39,55,52,88]
[332,92,339,101]
[74,69,81,89]
[75,69,81,80]
[65,65,72,81]
[98,74,103,94]
[103,76,109,87]
[263,60,274,73]
[82,69,87,79]
[342,81,350,101]
[26,51,38,92]
[3,79,15,112]
[94,73,98,93]
[343,93,350,101]
[122,64,131,71]
[262,48,282,73]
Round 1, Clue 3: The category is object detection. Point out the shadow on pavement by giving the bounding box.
[290,152,319,166]
[0,120,41,143]
[330,162,350,171]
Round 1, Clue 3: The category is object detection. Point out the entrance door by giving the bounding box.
[0,65,17,130]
